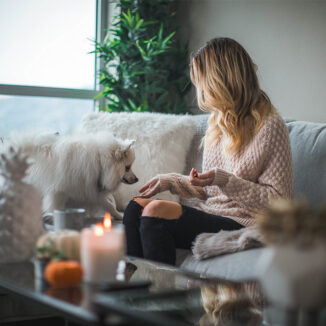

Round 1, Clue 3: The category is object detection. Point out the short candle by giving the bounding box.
[80,213,125,284]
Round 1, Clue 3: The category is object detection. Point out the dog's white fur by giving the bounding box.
[5,131,137,219]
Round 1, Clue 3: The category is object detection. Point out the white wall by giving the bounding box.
[177,0,326,122]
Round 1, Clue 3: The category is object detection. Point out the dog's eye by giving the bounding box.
[125,165,131,172]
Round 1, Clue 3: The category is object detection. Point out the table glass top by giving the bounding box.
[0,257,293,326]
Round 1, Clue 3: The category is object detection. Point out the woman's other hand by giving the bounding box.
[136,176,161,198]
[189,168,215,187]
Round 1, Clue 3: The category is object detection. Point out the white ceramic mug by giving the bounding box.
[53,208,86,231]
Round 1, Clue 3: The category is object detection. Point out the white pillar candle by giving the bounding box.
[80,214,125,284]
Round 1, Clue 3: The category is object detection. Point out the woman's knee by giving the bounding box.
[123,199,143,225]
[142,200,182,220]
[142,200,162,216]
[132,197,153,208]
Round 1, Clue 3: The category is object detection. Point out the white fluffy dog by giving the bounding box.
[7,131,138,219]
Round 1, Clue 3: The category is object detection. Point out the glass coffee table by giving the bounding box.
[0,256,313,326]
[94,257,265,326]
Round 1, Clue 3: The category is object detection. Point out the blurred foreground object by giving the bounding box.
[256,199,326,308]
[0,148,42,263]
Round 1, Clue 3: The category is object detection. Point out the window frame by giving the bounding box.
[0,0,108,109]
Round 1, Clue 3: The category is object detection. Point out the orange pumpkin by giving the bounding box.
[44,260,83,286]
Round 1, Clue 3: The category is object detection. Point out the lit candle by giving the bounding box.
[103,212,112,229]
[80,213,125,284]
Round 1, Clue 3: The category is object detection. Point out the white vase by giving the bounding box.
[256,244,326,309]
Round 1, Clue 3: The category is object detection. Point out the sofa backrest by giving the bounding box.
[185,114,326,207]
[285,119,326,206]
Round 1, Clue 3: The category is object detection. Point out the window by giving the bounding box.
[0,95,94,135]
[0,0,107,136]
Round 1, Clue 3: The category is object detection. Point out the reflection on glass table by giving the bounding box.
[94,257,266,326]
[199,282,264,326]
[94,258,326,326]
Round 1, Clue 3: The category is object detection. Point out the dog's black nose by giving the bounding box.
[135,177,139,183]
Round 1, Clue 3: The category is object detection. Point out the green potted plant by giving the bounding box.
[94,0,192,114]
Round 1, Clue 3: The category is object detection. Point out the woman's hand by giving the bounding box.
[189,168,215,187]
[135,176,161,198]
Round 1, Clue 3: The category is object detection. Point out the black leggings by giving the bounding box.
[123,200,244,265]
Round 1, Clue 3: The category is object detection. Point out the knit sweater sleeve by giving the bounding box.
[210,115,294,210]
[158,173,208,200]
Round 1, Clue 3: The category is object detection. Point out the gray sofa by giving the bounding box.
[177,114,326,280]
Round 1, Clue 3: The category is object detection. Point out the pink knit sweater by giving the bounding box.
[159,112,294,227]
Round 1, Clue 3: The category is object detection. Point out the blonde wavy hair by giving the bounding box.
[190,37,275,154]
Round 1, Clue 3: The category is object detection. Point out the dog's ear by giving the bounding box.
[112,140,135,160]
[112,146,125,161]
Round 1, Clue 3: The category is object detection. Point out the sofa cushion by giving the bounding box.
[181,115,208,207]
[183,114,209,174]
[285,119,326,206]
[179,248,265,281]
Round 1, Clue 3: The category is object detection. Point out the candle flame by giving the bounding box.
[94,223,104,237]
[103,212,112,229]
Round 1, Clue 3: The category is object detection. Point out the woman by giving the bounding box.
[123,37,294,265]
